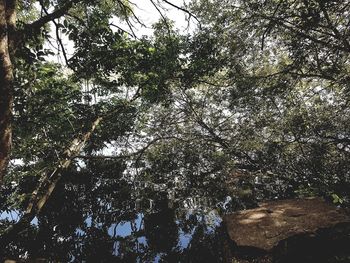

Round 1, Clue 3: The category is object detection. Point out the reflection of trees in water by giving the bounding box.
[0,161,230,262]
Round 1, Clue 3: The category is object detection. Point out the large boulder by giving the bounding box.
[224,198,350,262]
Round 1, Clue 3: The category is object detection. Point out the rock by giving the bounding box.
[223,198,350,262]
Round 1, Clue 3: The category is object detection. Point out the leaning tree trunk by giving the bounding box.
[0,0,15,184]
[0,116,102,249]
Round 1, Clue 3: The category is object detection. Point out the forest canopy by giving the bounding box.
[0,0,349,256]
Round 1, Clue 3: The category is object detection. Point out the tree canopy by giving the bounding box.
[0,0,349,260]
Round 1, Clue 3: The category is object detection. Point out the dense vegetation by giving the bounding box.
[0,0,349,260]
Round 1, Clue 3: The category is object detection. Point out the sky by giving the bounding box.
[48,0,196,64]
[126,0,195,36]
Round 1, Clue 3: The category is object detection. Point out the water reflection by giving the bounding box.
[0,163,230,262]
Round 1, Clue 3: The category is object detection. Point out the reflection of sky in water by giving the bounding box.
[137,236,147,246]
[205,210,222,233]
[0,210,38,226]
[113,241,120,256]
[85,216,92,227]
[0,210,20,222]
[30,216,38,226]
[1,177,227,261]
[154,253,165,263]
[84,209,223,258]
[75,228,86,236]
[108,213,143,238]
[179,230,193,249]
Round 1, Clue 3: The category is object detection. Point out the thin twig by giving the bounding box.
[161,0,200,26]
[150,0,171,36]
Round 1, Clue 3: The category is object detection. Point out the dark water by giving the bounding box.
[1,164,350,262]
[0,166,240,262]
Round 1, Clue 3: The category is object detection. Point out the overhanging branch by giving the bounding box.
[23,0,79,33]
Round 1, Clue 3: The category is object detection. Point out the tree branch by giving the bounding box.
[23,0,79,33]
[38,0,69,66]
[260,14,350,53]
[0,116,102,247]
[319,1,350,52]
[161,0,200,26]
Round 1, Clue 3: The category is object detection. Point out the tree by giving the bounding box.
[0,0,16,182]
[130,0,350,204]
[0,0,197,246]
[1,0,350,257]
[0,0,194,181]
[186,0,350,199]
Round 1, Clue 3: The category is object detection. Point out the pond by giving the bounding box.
[1,164,350,262]
[0,166,244,262]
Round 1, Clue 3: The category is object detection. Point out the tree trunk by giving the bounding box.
[0,116,102,249]
[0,0,15,184]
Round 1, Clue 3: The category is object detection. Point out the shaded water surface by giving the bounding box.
[0,168,239,262]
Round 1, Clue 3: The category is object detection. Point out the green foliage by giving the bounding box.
[3,0,350,223]
[1,0,350,260]
[331,194,343,205]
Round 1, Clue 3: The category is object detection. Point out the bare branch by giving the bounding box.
[319,1,350,52]
[260,14,350,53]
[150,0,171,35]
[38,0,69,66]
[161,0,200,26]
[116,0,147,38]
[261,0,283,50]
[109,23,135,36]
